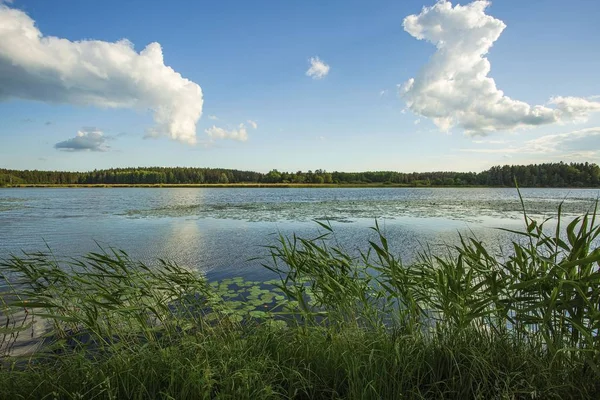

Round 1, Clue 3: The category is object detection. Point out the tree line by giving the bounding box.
[1,162,599,187]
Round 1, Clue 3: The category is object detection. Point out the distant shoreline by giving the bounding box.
[2,183,599,189]
[3,163,599,188]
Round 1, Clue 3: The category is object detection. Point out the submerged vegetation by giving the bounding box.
[1,201,599,399]
[1,161,599,187]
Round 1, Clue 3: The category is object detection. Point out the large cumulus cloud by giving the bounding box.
[0,4,203,144]
[400,0,600,135]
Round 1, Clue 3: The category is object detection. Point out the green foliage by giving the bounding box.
[1,201,599,398]
[0,173,25,186]
[218,172,229,184]
[267,204,600,356]
[2,161,599,186]
[0,250,216,355]
[3,323,589,399]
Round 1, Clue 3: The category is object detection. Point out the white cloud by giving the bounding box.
[548,96,600,122]
[414,119,421,125]
[400,1,600,135]
[208,115,219,120]
[379,90,388,96]
[0,4,203,144]
[472,139,510,144]
[247,120,258,129]
[205,123,248,142]
[460,147,520,154]
[306,57,330,79]
[54,128,110,152]
[461,127,600,155]
[525,127,600,154]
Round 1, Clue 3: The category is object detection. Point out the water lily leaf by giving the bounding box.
[260,294,274,303]
[228,314,243,323]
[249,310,267,318]
[266,319,288,329]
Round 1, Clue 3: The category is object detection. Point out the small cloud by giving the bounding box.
[318,136,326,141]
[208,115,219,120]
[472,139,510,145]
[306,56,330,80]
[205,123,248,142]
[54,128,110,152]
[44,121,52,126]
[379,90,388,97]
[401,109,407,114]
[414,119,421,125]
[459,147,521,154]
[247,120,258,129]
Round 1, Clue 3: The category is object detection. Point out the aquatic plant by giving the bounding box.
[0,200,599,398]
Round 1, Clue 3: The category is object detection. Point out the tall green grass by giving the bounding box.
[1,200,599,399]
[267,205,599,356]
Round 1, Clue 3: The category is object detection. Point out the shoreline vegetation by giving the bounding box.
[1,199,599,398]
[9,183,600,189]
[2,162,600,188]
[4,183,600,189]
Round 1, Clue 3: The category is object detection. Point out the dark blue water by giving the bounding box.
[1,187,598,280]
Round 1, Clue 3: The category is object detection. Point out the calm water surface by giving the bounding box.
[0,188,598,281]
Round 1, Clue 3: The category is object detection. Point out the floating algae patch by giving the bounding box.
[121,195,598,223]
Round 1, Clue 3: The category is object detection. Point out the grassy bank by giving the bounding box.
[1,202,599,399]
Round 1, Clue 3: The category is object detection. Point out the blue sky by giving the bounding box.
[0,0,599,172]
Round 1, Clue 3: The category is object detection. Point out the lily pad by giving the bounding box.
[228,314,243,323]
[260,293,274,303]
[266,320,288,329]
[249,310,267,319]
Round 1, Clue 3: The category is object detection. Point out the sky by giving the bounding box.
[0,0,599,173]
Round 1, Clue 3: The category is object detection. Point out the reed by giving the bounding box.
[0,199,599,399]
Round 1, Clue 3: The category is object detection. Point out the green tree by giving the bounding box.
[265,169,282,183]
[218,173,229,184]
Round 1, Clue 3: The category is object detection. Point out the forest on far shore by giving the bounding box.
[1,162,599,188]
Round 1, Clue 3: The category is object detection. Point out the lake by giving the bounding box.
[1,187,598,281]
